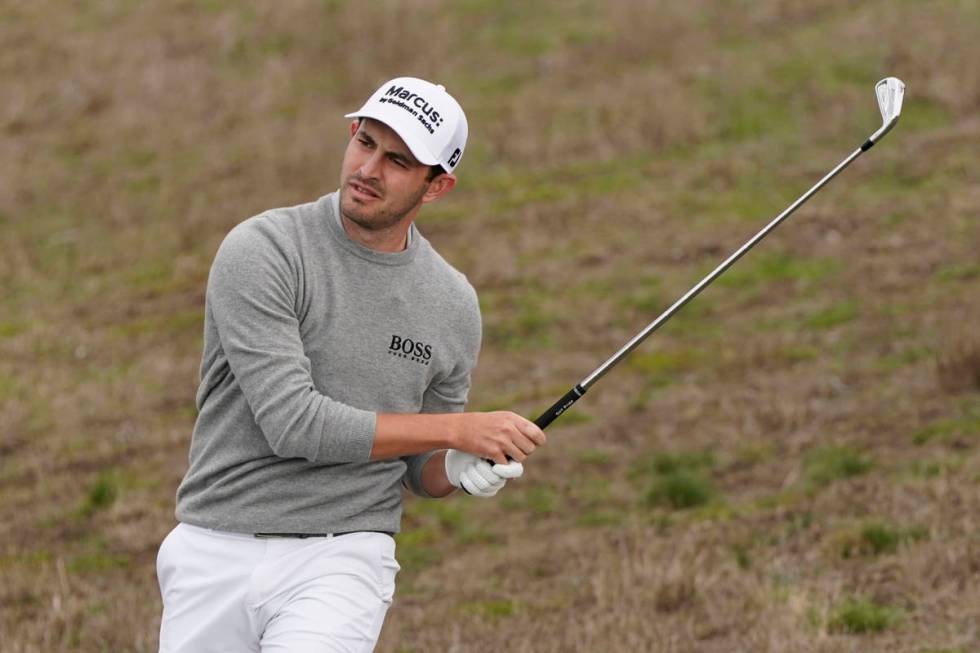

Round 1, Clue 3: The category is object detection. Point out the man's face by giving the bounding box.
[339,119,436,232]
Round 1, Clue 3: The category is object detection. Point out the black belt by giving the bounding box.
[254,530,394,539]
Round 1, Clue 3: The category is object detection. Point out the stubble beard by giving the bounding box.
[339,175,429,232]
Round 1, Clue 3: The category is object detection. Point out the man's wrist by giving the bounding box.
[442,413,462,450]
[422,450,455,497]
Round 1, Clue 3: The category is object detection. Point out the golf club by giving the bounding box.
[532,77,906,430]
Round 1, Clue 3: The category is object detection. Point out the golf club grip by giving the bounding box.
[475,385,586,472]
[533,385,585,430]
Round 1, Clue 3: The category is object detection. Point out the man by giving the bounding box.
[156,77,546,652]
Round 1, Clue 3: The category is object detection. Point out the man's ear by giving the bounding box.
[349,120,359,137]
[421,173,456,204]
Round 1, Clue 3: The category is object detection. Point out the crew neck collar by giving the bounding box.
[324,192,420,266]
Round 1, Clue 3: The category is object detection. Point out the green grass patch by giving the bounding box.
[125,257,175,289]
[835,520,929,558]
[570,474,625,526]
[912,400,980,446]
[110,307,203,340]
[902,456,965,480]
[67,550,130,574]
[413,496,496,545]
[772,50,883,94]
[898,97,954,133]
[803,446,872,487]
[575,509,625,527]
[905,459,943,479]
[394,527,440,573]
[804,301,858,329]
[934,263,980,282]
[644,470,715,510]
[523,486,556,515]
[677,171,794,224]
[631,450,718,510]
[485,155,652,213]
[654,293,721,341]
[0,550,53,570]
[480,287,558,350]
[415,497,467,530]
[762,510,814,548]
[876,345,933,371]
[634,450,716,476]
[78,470,120,517]
[701,79,798,143]
[773,344,820,364]
[575,449,611,466]
[460,598,518,620]
[0,373,20,401]
[501,485,557,515]
[627,348,704,389]
[717,251,838,291]
[732,440,775,468]
[66,537,130,574]
[616,276,665,314]
[574,475,610,501]
[827,596,902,634]
[857,157,958,204]
[0,320,28,338]
[552,409,592,426]
[731,542,752,570]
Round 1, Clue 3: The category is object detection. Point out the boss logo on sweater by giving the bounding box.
[388,334,432,366]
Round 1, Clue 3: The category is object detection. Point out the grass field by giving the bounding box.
[2,1,978,651]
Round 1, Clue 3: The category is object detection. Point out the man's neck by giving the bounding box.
[339,214,411,253]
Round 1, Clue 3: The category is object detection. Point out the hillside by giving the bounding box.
[1,1,978,651]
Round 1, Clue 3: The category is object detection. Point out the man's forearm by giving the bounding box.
[371,410,546,466]
[370,413,459,460]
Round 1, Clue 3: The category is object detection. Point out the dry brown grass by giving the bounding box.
[937,309,980,393]
[2,1,978,651]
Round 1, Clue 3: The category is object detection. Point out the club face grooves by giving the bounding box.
[871,77,905,143]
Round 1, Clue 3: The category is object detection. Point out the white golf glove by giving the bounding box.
[444,450,524,497]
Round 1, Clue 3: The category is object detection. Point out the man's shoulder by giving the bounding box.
[238,197,323,233]
[223,196,328,251]
[416,238,478,304]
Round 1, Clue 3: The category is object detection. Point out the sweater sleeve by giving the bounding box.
[401,283,483,496]
[206,218,377,463]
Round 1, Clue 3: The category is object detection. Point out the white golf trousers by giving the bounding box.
[156,523,400,652]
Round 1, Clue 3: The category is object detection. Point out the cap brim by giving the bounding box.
[344,110,441,167]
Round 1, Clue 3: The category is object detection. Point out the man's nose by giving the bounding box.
[359,151,383,179]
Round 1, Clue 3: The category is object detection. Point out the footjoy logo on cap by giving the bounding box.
[379,85,444,134]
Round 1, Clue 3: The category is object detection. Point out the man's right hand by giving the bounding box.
[371,411,546,463]
[449,411,546,465]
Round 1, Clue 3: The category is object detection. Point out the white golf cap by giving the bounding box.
[345,77,468,174]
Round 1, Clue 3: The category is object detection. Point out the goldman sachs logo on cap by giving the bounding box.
[378,85,445,135]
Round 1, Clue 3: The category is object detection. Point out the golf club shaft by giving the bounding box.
[533,143,868,430]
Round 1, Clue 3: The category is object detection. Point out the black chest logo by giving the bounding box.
[388,334,432,366]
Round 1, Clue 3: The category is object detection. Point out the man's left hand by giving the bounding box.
[444,450,524,497]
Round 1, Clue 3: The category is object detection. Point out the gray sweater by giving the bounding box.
[175,192,481,534]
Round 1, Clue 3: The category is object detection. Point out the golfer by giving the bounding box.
[156,76,546,652]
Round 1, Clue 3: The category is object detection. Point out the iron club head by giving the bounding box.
[868,77,905,145]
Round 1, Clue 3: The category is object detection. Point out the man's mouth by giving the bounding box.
[348,179,381,200]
